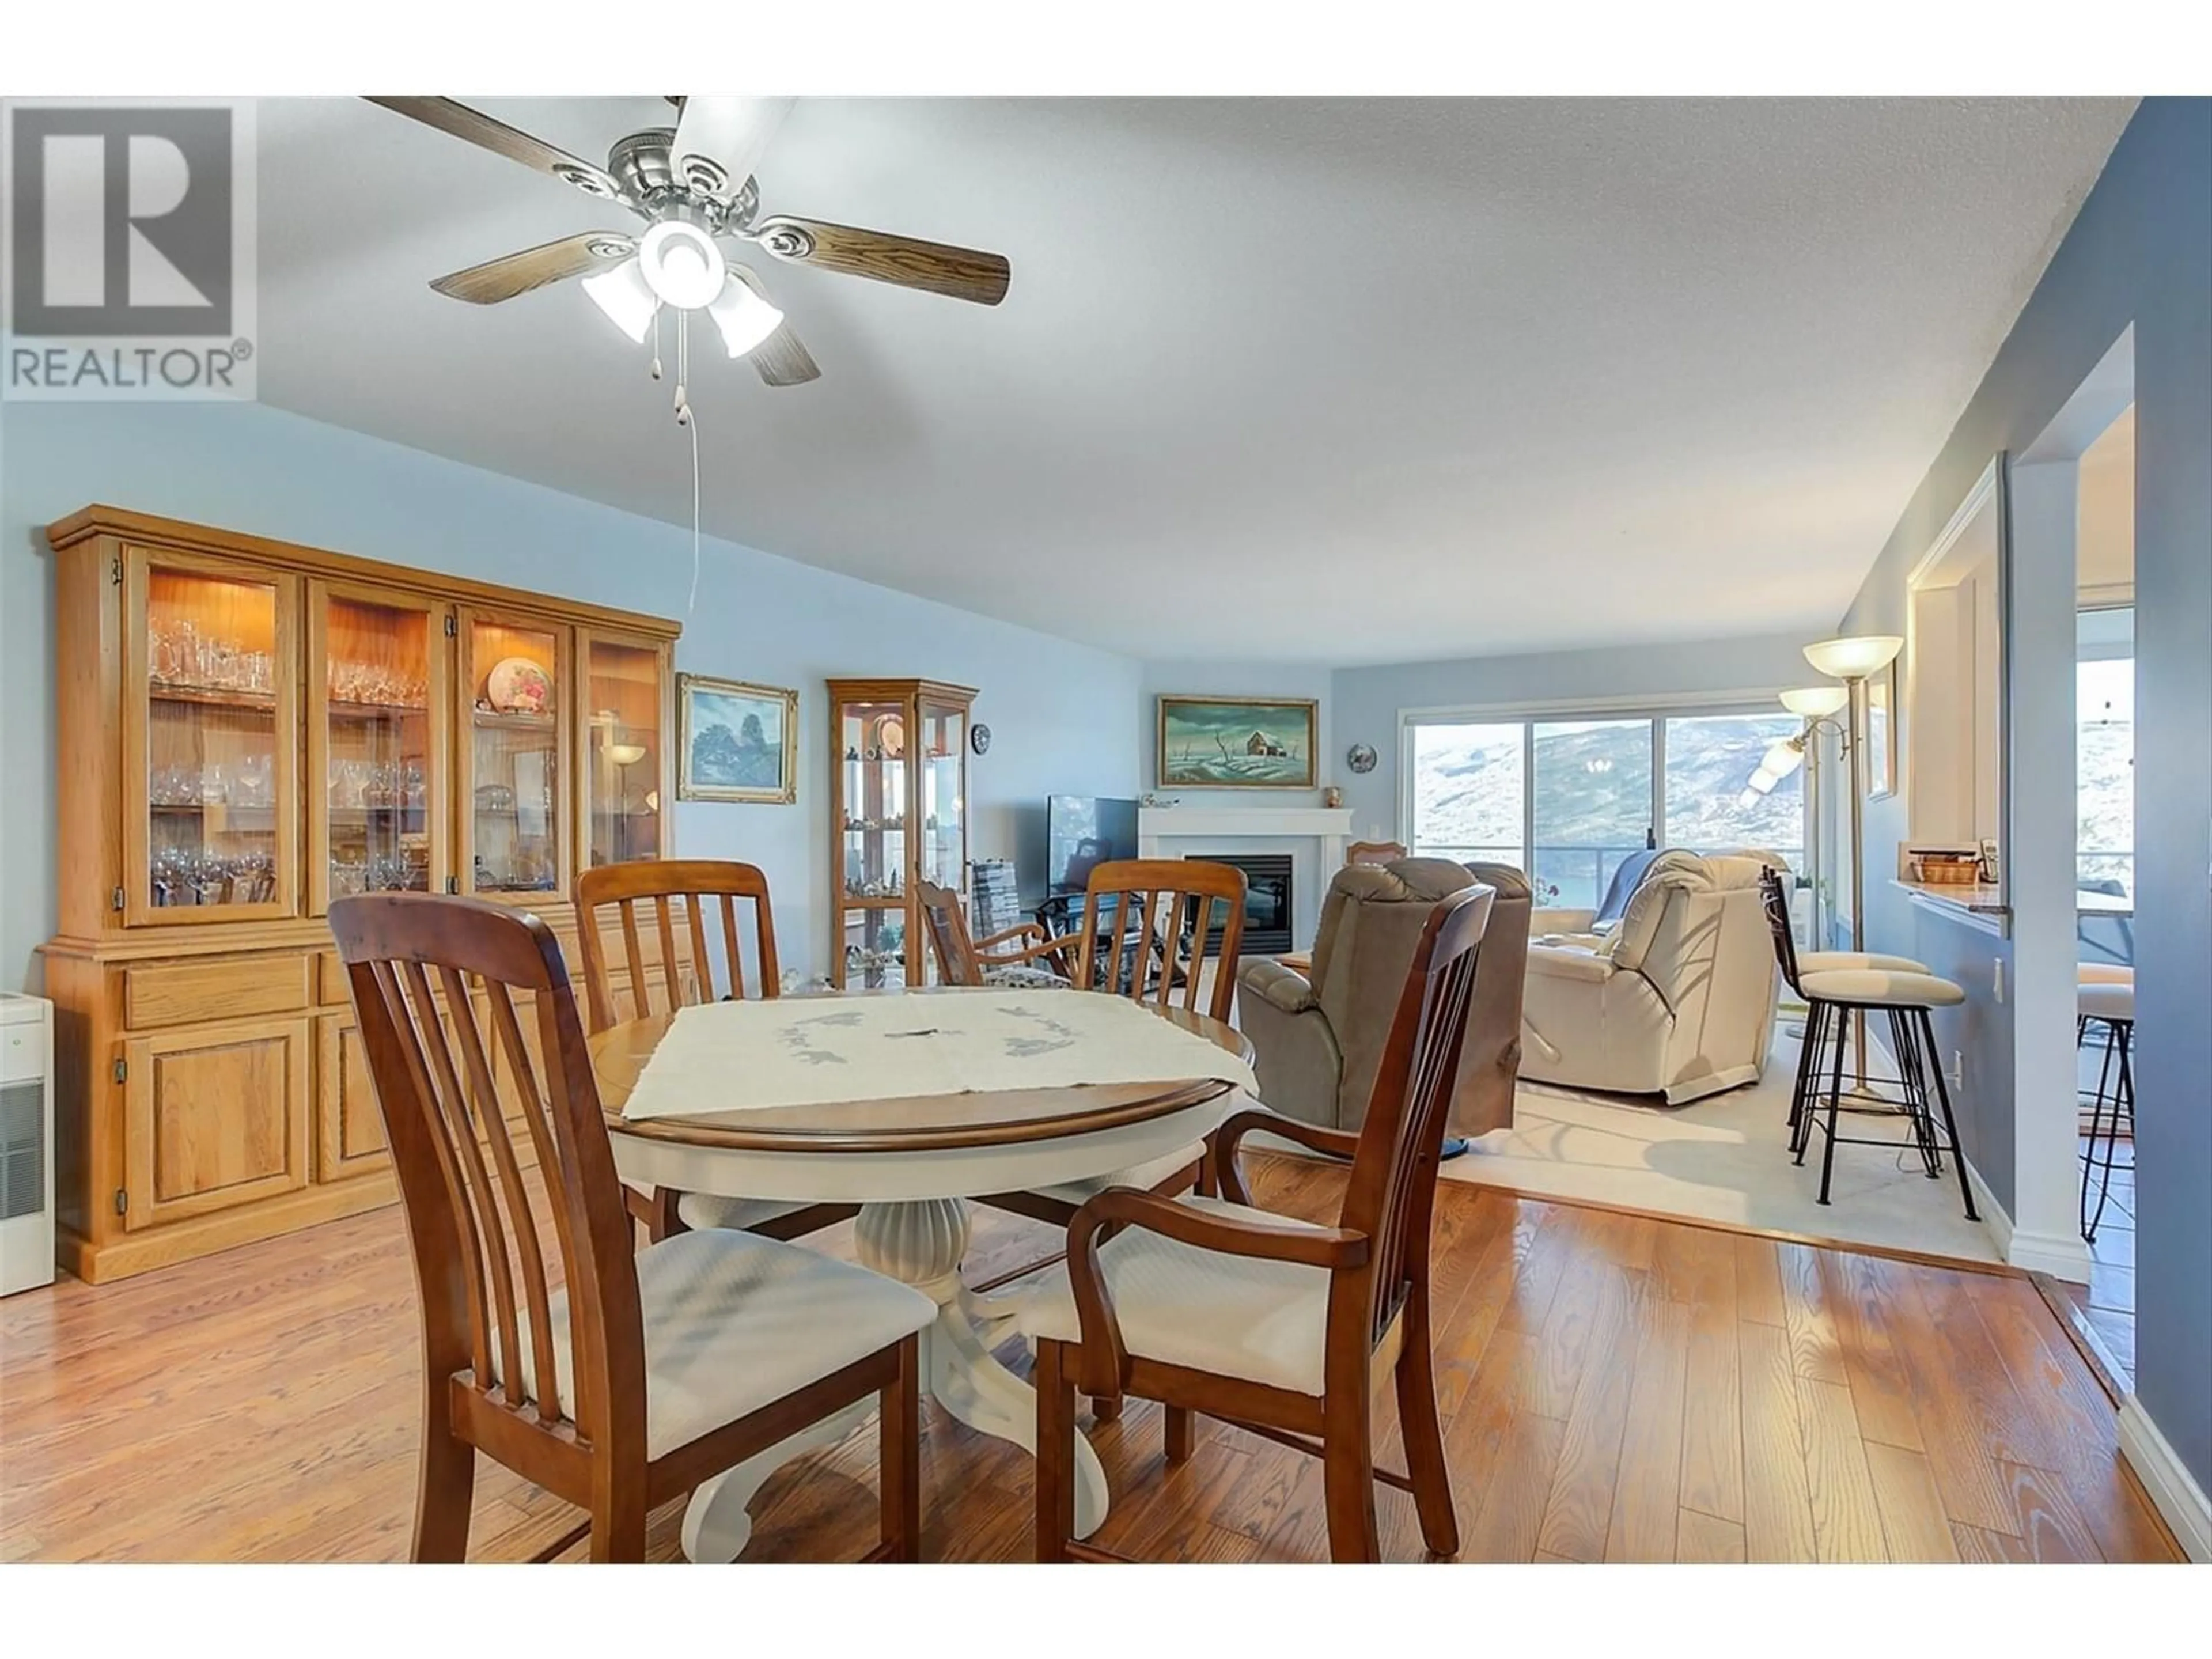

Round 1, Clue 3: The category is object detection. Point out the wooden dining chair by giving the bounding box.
[914,878,1074,988]
[329,891,933,1563]
[1345,839,1407,868]
[914,877,1207,1228]
[1070,857,1247,1024]
[1021,880,1496,1562]
[575,859,855,1244]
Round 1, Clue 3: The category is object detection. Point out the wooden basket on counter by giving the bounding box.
[1910,851,1983,886]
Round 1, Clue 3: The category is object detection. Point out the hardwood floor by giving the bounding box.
[0,1154,2179,1563]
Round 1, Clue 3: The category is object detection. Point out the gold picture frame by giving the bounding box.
[1157,695,1319,789]
[677,674,799,804]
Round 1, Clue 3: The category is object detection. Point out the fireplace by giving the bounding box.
[1187,853,1294,955]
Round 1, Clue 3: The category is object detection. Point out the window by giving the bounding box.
[1405,704,1805,908]
[2077,608,2134,897]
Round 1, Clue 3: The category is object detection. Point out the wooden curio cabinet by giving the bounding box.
[826,678,976,988]
[41,506,679,1283]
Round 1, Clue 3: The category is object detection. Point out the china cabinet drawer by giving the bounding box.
[124,954,312,1029]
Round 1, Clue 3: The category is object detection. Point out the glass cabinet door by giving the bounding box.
[310,584,447,912]
[582,633,667,868]
[457,610,569,900]
[917,700,968,893]
[126,548,298,925]
[837,698,910,988]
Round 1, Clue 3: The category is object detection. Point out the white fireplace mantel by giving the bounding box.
[1137,805,1355,868]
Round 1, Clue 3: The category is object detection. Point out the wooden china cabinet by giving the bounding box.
[826,678,976,989]
[40,506,679,1283]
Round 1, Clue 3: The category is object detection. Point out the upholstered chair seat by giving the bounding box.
[2078,978,2135,1022]
[514,1228,935,1460]
[1022,1143,1209,1209]
[1795,967,1965,1010]
[1797,949,1929,975]
[1021,1196,1336,1393]
[672,1191,820,1233]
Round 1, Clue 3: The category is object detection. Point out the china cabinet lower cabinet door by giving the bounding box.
[123,1017,311,1229]
[313,1012,390,1183]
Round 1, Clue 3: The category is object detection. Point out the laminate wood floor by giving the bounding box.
[0,1156,2179,1563]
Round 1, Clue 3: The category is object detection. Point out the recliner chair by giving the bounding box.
[1237,858,1532,1138]
[1519,849,1786,1104]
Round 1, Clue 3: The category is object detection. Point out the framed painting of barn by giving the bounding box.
[1156,695,1319,789]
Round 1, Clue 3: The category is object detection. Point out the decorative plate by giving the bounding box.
[971,722,992,755]
[487,656,552,714]
[1346,743,1378,775]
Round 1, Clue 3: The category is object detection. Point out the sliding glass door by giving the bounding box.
[1404,704,1805,907]
[1532,719,1654,911]
[1407,721,1524,869]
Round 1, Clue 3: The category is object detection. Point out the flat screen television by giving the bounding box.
[1046,794,1139,894]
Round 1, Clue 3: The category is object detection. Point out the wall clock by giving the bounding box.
[1346,743,1378,774]
[970,722,992,755]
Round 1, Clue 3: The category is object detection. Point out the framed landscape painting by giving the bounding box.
[1157,695,1319,789]
[678,675,798,804]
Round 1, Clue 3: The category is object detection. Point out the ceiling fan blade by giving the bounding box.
[751,215,1010,306]
[730,267,819,386]
[670,96,794,199]
[364,96,623,202]
[429,232,636,304]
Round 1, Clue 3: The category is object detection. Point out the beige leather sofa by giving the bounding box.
[1237,858,1532,1139]
[1520,850,1786,1104]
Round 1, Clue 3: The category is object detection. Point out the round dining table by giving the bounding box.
[592,992,1255,1563]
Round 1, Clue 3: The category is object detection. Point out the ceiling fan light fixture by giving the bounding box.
[581,257,658,343]
[638,214,727,311]
[707,275,784,359]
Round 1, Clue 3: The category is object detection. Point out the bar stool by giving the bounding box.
[2078,971,2134,1243]
[1756,868,1929,1143]
[1793,965,1979,1218]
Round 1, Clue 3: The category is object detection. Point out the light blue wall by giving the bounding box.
[0,399,1145,988]
[1329,632,1817,844]
[1838,98,2211,1493]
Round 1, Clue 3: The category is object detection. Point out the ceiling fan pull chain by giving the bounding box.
[650,305,664,382]
[673,311,691,427]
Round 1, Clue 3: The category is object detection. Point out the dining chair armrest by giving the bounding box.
[1063,1185,1369,1393]
[975,919,1048,950]
[1208,1107,1358,1203]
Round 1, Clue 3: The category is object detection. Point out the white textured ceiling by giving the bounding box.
[253,96,2134,665]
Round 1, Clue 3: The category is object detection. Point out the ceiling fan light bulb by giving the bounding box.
[638,218,727,310]
[581,258,658,344]
[707,275,785,358]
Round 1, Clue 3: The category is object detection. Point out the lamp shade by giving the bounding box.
[706,272,784,358]
[1803,634,1903,680]
[1779,685,1850,719]
[582,258,658,344]
[1760,736,1807,780]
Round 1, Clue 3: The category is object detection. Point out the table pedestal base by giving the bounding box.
[678,1196,1109,1562]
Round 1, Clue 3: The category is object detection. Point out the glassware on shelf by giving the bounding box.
[148,618,276,697]
[149,849,276,907]
[328,658,429,708]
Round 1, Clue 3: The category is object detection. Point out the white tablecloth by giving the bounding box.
[620,987,1256,1122]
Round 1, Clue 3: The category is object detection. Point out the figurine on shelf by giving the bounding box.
[865,745,882,762]
[846,745,861,762]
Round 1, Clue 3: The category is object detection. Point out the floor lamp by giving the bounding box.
[1799,633,1906,1085]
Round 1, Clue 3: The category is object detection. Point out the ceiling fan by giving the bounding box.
[365,96,1011,388]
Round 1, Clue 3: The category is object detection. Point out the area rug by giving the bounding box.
[1442,1031,2002,1265]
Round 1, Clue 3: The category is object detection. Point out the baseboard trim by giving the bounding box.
[1960,1155,2093,1281]
[2118,1396,2212,1563]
